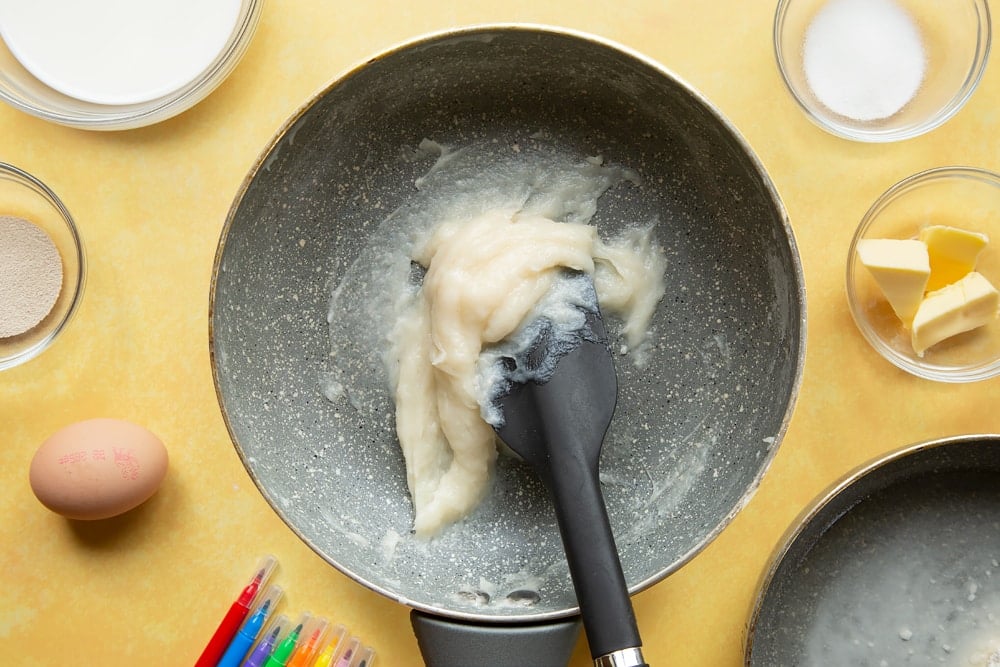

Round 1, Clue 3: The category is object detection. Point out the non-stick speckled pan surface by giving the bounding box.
[210,25,805,624]
[747,435,1000,666]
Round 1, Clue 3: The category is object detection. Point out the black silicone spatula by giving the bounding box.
[494,294,649,667]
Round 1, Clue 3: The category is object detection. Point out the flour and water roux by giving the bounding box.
[327,139,666,536]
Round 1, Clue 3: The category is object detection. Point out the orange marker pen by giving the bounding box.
[287,616,329,667]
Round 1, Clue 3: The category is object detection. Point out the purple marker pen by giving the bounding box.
[244,614,289,667]
[334,637,360,667]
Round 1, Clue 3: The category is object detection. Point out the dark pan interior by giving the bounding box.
[211,26,805,621]
[748,436,1000,666]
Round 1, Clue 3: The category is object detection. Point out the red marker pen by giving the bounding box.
[194,555,278,667]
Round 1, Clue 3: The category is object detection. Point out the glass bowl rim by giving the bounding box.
[0,0,263,130]
[845,165,1000,382]
[0,161,86,371]
[773,0,992,143]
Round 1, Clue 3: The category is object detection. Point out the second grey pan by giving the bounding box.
[747,435,1000,666]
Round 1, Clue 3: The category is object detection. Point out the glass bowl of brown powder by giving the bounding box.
[0,162,85,370]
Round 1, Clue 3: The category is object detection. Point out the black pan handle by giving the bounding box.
[410,610,580,666]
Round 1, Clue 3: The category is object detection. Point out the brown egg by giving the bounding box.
[29,418,168,520]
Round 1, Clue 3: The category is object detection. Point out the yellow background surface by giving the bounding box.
[3,2,1000,665]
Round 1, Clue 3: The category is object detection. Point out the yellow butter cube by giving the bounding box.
[919,225,989,292]
[857,238,930,325]
[911,271,1000,356]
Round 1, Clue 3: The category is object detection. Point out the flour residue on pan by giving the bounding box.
[601,330,735,547]
[326,140,662,493]
[322,137,670,601]
[327,139,637,392]
[392,210,666,536]
[753,468,1000,667]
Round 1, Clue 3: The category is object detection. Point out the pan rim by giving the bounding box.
[209,22,808,623]
[743,432,1000,664]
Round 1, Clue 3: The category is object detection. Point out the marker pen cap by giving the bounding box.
[243,614,292,667]
[311,624,347,667]
[246,555,279,599]
[286,615,329,667]
[245,584,283,625]
[260,613,291,643]
[353,646,376,667]
[333,637,360,667]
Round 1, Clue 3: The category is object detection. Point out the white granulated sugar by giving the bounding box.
[802,0,926,121]
[0,215,63,338]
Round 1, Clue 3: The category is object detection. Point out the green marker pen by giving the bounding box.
[263,615,306,667]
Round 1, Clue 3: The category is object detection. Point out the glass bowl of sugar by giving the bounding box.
[774,0,991,142]
[0,163,85,370]
[0,0,262,130]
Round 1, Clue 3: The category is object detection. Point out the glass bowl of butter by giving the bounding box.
[847,166,1000,381]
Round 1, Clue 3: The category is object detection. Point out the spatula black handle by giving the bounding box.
[541,434,643,662]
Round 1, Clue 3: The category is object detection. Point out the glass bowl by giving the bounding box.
[774,0,991,142]
[0,163,85,370]
[0,0,262,130]
[846,167,1000,382]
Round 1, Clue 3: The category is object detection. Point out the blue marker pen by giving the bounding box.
[217,597,272,667]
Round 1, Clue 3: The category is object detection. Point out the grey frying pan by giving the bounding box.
[746,435,1000,666]
[209,24,806,666]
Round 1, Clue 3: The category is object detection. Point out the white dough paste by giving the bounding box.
[325,139,666,537]
[392,210,665,536]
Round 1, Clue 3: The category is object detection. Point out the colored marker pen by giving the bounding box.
[286,617,329,667]
[244,614,290,667]
[262,613,308,667]
[334,637,360,667]
[216,583,283,667]
[354,646,376,667]
[311,624,346,667]
[194,555,278,667]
